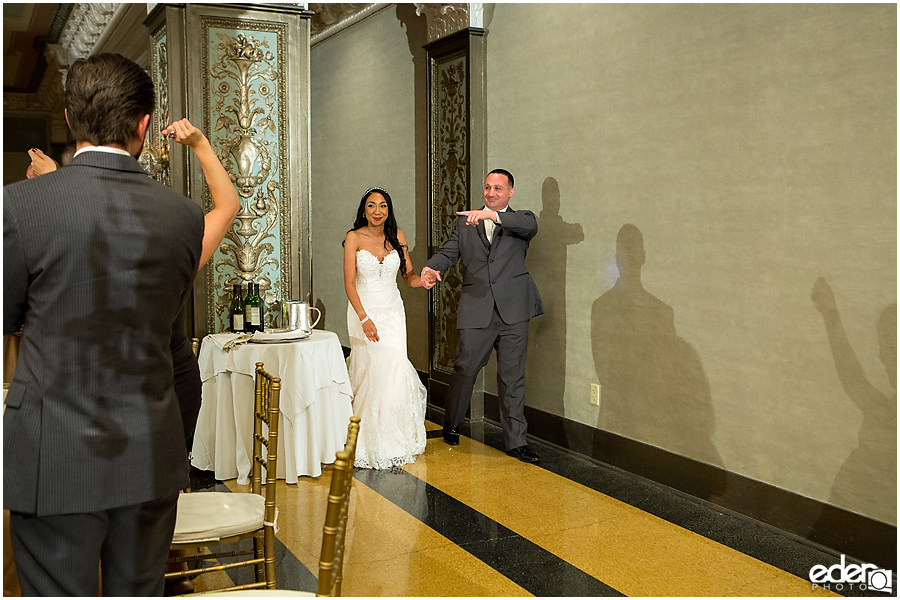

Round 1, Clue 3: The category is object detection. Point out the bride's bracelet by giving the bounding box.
[360,315,370,325]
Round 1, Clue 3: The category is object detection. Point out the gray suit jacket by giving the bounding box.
[426,207,544,329]
[3,151,204,515]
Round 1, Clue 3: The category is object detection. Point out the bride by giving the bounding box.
[343,187,428,469]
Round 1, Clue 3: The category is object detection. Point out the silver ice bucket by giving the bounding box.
[282,301,321,334]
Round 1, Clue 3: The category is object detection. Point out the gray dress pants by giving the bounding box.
[444,306,530,449]
[9,491,178,596]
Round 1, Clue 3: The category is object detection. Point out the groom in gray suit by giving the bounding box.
[3,54,204,595]
[422,169,544,462]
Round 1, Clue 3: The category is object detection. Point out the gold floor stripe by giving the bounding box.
[204,420,839,597]
[226,472,532,596]
[403,426,838,598]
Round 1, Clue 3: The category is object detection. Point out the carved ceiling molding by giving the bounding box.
[4,2,140,144]
[310,3,370,36]
[415,3,483,43]
[50,3,126,86]
[309,3,390,45]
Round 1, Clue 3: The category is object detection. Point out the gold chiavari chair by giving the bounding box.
[184,417,361,598]
[315,416,360,597]
[165,362,281,593]
[185,336,201,470]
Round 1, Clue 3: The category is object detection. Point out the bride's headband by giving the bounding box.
[363,186,387,197]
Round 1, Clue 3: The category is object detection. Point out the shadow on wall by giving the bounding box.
[525,177,583,447]
[590,224,724,482]
[811,278,896,524]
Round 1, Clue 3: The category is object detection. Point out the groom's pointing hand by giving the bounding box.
[457,210,497,227]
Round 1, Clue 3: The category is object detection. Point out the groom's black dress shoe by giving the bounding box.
[506,445,540,463]
[442,427,460,446]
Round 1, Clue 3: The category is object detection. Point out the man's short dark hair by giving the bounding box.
[488,168,514,189]
[65,54,155,146]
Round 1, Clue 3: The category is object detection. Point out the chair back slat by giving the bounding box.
[316,416,360,597]
[252,362,280,522]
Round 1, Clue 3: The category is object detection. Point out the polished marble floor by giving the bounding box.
[188,418,860,597]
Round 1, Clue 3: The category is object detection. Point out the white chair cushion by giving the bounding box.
[173,492,266,543]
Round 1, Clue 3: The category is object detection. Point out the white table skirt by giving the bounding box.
[191,330,354,484]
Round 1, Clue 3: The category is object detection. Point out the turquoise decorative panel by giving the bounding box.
[201,20,291,332]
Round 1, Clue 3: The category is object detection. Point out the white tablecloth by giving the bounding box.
[191,330,354,484]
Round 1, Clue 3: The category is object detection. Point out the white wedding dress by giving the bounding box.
[347,249,427,469]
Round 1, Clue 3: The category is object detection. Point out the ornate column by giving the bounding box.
[145,4,314,338]
[418,4,487,422]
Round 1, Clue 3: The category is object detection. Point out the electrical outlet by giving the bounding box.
[590,383,600,406]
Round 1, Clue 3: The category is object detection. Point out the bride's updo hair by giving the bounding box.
[348,187,407,278]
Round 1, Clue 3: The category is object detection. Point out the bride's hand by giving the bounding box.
[162,118,205,148]
[363,319,379,343]
[28,148,59,177]
[420,266,441,289]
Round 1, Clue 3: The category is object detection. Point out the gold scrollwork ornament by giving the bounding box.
[210,32,277,198]
[139,141,168,180]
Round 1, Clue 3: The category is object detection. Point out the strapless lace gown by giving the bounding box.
[347,249,427,469]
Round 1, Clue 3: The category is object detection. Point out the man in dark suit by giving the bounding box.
[3,54,204,596]
[422,169,544,462]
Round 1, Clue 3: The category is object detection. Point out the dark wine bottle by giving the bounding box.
[255,283,265,332]
[244,282,258,333]
[230,283,245,333]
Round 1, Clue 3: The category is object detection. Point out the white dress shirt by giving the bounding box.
[74,146,132,158]
[484,206,508,243]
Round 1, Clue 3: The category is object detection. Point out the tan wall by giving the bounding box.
[486,4,896,523]
[309,3,896,524]
[310,5,429,370]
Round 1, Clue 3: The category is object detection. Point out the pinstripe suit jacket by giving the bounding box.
[3,151,204,515]
[425,207,544,329]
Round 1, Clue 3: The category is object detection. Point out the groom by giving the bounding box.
[421,169,544,463]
